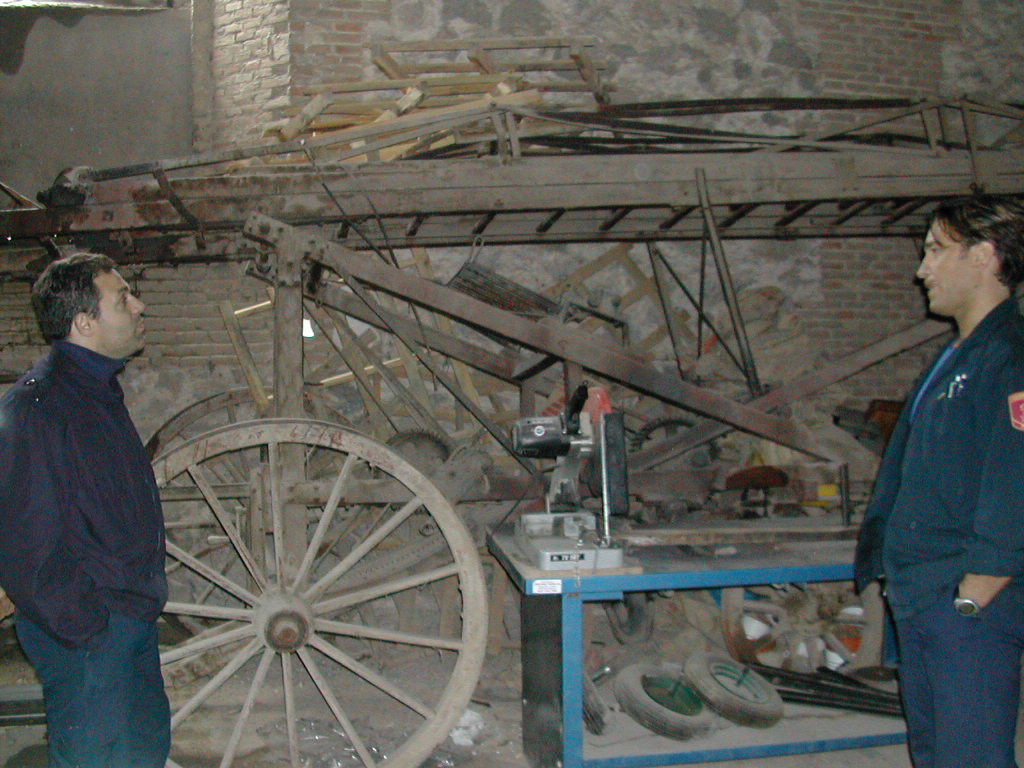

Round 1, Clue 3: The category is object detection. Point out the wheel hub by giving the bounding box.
[265,609,309,651]
[254,591,314,653]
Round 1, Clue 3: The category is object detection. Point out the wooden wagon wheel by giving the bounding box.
[153,418,487,768]
[145,386,359,458]
[719,580,884,673]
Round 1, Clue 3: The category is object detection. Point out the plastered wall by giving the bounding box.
[0,5,193,200]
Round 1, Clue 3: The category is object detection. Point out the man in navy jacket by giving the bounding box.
[855,195,1024,768]
[0,253,169,767]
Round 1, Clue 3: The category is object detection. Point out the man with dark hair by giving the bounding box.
[0,253,169,767]
[856,194,1024,768]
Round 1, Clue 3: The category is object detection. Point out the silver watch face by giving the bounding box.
[954,597,980,616]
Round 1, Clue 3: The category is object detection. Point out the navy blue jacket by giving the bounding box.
[855,299,1024,619]
[0,342,167,647]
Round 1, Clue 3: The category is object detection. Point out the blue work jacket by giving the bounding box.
[855,298,1024,619]
[0,343,167,647]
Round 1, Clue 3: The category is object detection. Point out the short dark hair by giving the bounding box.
[32,252,117,342]
[931,195,1024,290]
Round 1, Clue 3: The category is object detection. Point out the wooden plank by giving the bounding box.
[370,46,405,79]
[278,94,331,141]
[373,37,601,53]
[317,357,403,387]
[387,59,609,76]
[218,301,271,415]
[617,521,859,546]
[306,305,397,434]
[300,72,524,96]
[543,243,632,298]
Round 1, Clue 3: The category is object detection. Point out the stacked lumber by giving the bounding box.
[265,37,613,162]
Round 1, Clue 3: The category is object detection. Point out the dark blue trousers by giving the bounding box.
[895,589,1024,768]
[16,612,170,768]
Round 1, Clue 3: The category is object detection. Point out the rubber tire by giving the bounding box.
[612,663,716,740]
[604,592,656,644]
[683,652,783,728]
[582,675,609,735]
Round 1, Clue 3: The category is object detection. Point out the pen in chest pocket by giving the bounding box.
[941,373,969,400]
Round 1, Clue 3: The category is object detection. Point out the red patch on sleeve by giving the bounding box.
[1010,392,1024,431]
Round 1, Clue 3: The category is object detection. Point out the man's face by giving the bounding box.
[916,220,983,320]
[88,269,146,359]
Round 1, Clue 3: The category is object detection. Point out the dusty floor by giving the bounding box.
[0,652,914,768]
[0,589,922,768]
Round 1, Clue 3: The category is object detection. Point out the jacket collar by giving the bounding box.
[53,340,125,383]
[956,297,1021,352]
[50,341,126,400]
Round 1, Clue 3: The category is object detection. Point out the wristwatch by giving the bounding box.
[954,596,982,616]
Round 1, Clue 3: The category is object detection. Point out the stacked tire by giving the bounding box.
[612,652,783,740]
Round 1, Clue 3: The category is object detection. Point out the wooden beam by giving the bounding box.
[245,214,839,460]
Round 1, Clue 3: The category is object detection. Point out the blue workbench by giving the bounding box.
[487,529,906,768]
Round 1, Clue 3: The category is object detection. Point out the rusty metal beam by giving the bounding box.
[696,169,763,395]
[245,214,838,459]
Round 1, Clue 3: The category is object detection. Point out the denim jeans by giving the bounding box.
[16,612,170,768]
[895,588,1024,768]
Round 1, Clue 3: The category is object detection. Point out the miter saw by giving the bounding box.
[511,384,627,570]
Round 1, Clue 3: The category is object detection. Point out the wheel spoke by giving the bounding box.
[188,463,270,592]
[297,646,377,768]
[166,540,259,606]
[311,505,381,575]
[314,562,461,616]
[293,452,358,590]
[160,623,254,666]
[314,617,464,651]
[304,496,424,601]
[281,652,301,768]
[190,547,238,607]
[163,601,252,623]
[170,638,262,728]
[268,441,286,587]
[309,634,435,718]
[218,647,276,768]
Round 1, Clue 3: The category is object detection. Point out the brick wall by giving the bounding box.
[798,0,961,98]
[192,0,292,150]
[0,281,43,380]
[0,263,277,439]
[796,236,948,407]
[289,0,388,89]
[136,263,274,368]
[192,0,389,150]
